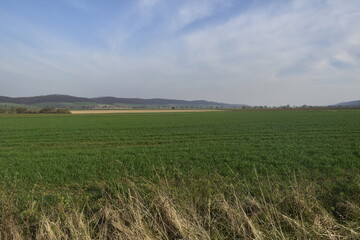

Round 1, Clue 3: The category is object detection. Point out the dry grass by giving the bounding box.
[1,178,359,240]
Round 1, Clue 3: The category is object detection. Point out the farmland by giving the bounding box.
[1,110,360,239]
[70,109,224,114]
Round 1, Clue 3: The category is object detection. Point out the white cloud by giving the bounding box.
[167,0,233,31]
[334,52,357,65]
[138,0,161,16]
[170,1,216,30]
[179,0,360,104]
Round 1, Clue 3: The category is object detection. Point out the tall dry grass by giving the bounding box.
[1,176,359,240]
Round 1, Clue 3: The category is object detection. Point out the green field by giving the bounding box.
[1,110,360,239]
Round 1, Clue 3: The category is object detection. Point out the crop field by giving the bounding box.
[1,110,360,239]
[70,109,224,114]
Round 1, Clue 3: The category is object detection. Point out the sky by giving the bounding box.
[0,0,359,106]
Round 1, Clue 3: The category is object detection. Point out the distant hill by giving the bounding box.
[0,94,246,109]
[0,95,89,105]
[332,100,360,107]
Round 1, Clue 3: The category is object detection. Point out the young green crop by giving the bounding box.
[0,110,359,188]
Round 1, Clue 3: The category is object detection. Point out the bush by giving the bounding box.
[56,108,71,114]
[0,107,70,114]
[15,107,29,114]
[39,108,71,114]
[39,107,56,113]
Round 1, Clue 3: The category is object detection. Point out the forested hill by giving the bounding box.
[0,94,243,107]
[332,100,360,107]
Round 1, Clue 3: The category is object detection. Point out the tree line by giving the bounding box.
[0,107,71,114]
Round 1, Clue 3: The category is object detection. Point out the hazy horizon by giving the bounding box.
[1,0,359,106]
[0,93,358,107]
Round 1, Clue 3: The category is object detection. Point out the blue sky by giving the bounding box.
[0,0,359,105]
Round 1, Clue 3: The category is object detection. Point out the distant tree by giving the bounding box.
[39,107,70,114]
[56,108,71,114]
[15,107,28,114]
[39,107,55,113]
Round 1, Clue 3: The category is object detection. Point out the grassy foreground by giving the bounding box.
[0,110,360,239]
